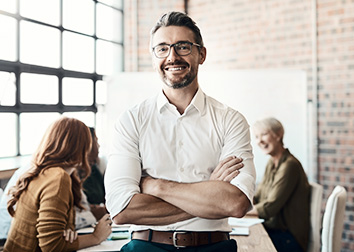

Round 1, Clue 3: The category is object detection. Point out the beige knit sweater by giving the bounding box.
[4,167,79,252]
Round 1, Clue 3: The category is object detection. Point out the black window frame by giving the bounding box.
[0,0,124,157]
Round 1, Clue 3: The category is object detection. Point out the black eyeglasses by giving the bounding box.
[152,42,201,58]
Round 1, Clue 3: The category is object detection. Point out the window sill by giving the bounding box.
[0,155,32,180]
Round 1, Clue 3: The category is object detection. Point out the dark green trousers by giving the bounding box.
[120,239,237,252]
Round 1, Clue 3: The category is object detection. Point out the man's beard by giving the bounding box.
[162,71,196,89]
[160,61,197,89]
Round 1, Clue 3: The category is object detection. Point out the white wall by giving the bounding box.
[102,70,309,183]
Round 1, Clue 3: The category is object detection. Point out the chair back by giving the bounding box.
[308,182,323,252]
[321,185,347,252]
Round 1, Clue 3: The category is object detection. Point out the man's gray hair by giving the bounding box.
[150,11,204,48]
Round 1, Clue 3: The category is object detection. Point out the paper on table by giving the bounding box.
[229,227,249,236]
[228,217,264,227]
[77,224,131,234]
[78,239,130,251]
[112,226,130,232]
[77,225,131,251]
[112,223,131,229]
[77,227,94,234]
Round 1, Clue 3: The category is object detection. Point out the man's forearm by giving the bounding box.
[143,179,250,219]
[112,193,194,226]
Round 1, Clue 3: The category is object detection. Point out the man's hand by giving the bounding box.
[210,156,244,182]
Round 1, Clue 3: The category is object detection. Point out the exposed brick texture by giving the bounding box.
[124,0,185,71]
[124,0,354,250]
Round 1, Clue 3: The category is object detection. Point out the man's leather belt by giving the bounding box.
[131,230,230,248]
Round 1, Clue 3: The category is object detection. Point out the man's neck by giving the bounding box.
[163,84,198,115]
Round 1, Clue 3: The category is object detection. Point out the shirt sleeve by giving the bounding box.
[36,170,79,252]
[104,110,142,218]
[255,160,300,219]
[220,109,256,208]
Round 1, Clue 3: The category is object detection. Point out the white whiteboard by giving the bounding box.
[103,70,308,183]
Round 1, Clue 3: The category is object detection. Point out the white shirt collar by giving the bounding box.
[156,88,205,115]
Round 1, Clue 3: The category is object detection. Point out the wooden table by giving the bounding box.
[232,222,277,252]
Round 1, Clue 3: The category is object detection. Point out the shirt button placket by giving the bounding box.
[176,118,184,174]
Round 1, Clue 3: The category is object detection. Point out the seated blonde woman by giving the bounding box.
[248,117,310,252]
[4,117,112,252]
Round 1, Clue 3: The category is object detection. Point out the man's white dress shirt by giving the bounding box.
[105,88,256,232]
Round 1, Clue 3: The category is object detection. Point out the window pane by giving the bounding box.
[0,15,17,62]
[20,73,58,104]
[20,21,60,68]
[97,40,123,75]
[0,113,17,157]
[20,0,60,26]
[63,112,95,128]
[0,0,17,14]
[62,77,93,105]
[63,0,94,35]
[20,112,60,155]
[96,80,107,105]
[63,31,94,73]
[96,4,122,43]
[0,71,16,106]
[98,0,123,9]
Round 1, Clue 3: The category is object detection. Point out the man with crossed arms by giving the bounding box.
[105,11,256,252]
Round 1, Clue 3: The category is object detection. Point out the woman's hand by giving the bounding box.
[63,229,78,243]
[92,213,112,244]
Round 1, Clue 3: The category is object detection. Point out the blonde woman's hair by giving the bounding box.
[7,117,92,216]
[253,117,285,145]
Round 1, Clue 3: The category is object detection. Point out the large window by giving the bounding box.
[0,0,123,158]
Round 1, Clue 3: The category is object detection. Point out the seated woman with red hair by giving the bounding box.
[4,117,112,252]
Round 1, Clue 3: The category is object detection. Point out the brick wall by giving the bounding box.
[124,0,354,250]
[124,0,185,71]
[316,1,354,250]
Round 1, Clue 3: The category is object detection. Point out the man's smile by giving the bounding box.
[164,66,187,71]
[163,62,189,72]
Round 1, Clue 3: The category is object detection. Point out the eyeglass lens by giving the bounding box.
[154,42,192,58]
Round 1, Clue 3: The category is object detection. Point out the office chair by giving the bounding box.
[321,185,347,252]
[308,182,323,252]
